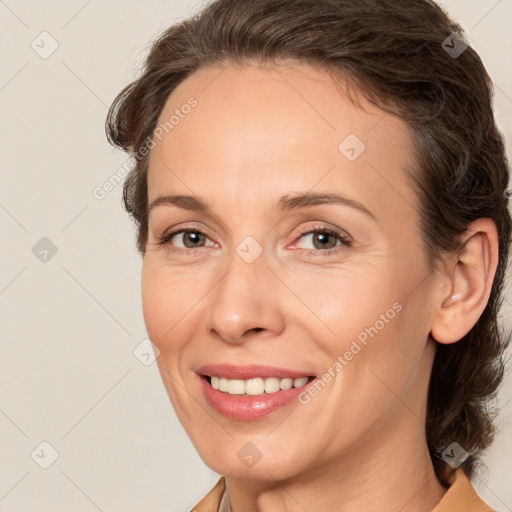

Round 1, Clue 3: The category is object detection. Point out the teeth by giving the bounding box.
[228,379,246,395]
[208,376,311,395]
[280,378,293,390]
[219,378,229,392]
[293,377,308,388]
[264,377,280,393]
[246,378,265,395]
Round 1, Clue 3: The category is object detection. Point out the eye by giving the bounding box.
[157,228,215,253]
[294,225,352,255]
[155,224,351,256]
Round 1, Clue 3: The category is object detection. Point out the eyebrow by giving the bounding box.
[147,192,376,220]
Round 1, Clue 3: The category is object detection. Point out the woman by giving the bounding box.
[106,0,510,510]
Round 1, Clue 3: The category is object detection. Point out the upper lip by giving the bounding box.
[197,363,315,380]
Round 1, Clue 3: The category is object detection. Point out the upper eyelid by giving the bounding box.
[295,224,350,237]
[163,224,344,237]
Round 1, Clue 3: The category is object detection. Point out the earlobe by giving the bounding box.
[430,218,499,345]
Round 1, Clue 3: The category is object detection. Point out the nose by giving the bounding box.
[205,248,286,345]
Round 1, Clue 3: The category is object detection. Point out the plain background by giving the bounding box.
[1,0,511,510]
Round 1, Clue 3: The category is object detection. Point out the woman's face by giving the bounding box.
[142,61,440,480]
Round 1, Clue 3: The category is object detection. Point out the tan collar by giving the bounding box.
[192,468,494,511]
[433,468,494,511]
[191,477,226,512]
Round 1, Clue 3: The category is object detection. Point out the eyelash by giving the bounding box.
[156,224,352,257]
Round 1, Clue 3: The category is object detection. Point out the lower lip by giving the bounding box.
[199,375,315,420]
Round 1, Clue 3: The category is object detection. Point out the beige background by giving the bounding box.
[1,0,511,510]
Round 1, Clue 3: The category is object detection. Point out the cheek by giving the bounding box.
[141,260,224,360]
[341,287,431,414]
[140,262,194,352]
[307,270,399,347]
[307,260,426,388]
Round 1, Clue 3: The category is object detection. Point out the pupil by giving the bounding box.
[315,232,334,249]
[186,232,202,247]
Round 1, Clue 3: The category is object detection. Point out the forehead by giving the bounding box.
[147,61,419,223]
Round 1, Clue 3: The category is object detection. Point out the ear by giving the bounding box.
[430,218,499,344]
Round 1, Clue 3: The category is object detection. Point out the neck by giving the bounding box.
[224,412,447,512]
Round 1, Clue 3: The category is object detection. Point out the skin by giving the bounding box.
[141,60,498,511]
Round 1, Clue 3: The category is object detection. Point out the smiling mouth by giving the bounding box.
[202,375,316,396]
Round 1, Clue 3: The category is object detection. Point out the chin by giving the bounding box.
[194,439,309,482]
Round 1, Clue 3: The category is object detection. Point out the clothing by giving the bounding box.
[191,468,495,511]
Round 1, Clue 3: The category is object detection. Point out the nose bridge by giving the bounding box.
[205,236,284,344]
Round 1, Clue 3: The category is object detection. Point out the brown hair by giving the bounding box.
[105,0,511,484]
